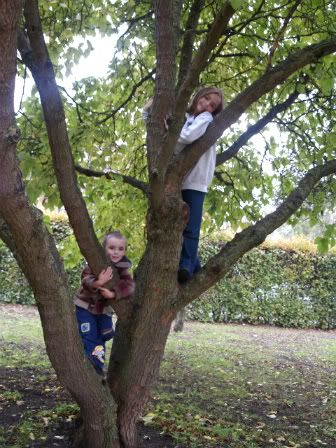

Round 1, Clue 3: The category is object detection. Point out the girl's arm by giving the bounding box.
[178,111,213,145]
[142,97,153,122]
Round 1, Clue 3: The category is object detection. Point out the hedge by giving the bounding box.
[188,241,336,329]
[0,225,335,329]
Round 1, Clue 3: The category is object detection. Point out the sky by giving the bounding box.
[15,34,114,112]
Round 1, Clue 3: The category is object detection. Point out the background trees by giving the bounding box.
[0,1,335,447]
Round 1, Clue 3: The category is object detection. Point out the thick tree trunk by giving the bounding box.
[107,200,182,446]
[109,311,174,447]
[115,314,173,447]
[0,4,120,448]
[0,169,121,448]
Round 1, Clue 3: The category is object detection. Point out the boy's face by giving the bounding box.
[105,236,126,263]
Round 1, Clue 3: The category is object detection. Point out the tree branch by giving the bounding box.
[216,89,300,166]
[176,0,205,90]
[175,158,336,309]
[97,68,156,125]
[175,1,235,115]
[153,1,235,196]
[18,2,105,270]
[168,37,336,185]
[266,0,302,69]
[148,0,181,207]
[17,1,132,320]
[75,164,149,195]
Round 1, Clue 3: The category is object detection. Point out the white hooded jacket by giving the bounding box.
[175,111,215,193]
[142,109,216,193]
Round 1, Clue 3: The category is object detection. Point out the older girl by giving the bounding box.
[143,86,224,283]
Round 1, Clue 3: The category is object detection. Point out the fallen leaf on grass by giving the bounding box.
[42,417,49,427]
[142,413,156,426]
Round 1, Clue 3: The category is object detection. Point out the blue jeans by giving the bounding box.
[179,189,206,274]
[76,306,114,372]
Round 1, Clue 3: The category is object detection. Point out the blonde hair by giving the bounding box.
[102,231,127,250]
[187,86,224,116]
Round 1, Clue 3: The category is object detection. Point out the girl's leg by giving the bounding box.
[75,306,104,373]
[179,189,206,278]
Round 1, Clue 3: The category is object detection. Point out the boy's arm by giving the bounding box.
[81,265,98,291]
[81,266,113,291]
[112,268,135,300]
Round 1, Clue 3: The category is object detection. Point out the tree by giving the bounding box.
[0,0,336,446]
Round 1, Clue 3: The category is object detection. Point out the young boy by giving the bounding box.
[74,231,134,374]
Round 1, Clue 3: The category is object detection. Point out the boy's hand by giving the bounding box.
[98,287,116,300]
[95,267,113,287]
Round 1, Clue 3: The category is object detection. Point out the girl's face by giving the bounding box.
[105,236,126,263]
[195,93,222,115]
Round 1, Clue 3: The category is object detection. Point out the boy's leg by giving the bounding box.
[97,313,115,342]
[179,189,206,278]
[75,306,104,373]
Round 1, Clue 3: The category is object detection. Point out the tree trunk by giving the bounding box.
[0,4,120,447]
[108,201,183,446]
[109,308,174,447]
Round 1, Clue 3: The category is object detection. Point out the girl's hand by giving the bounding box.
[95,267,113,287]
[143,97,153,111]
[98,287,116,300]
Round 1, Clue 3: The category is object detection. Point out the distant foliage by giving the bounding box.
[188,240,336,330]
[1,227,335,329]
[0,220,82,306]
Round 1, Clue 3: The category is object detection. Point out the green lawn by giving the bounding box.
[0,305,335,447]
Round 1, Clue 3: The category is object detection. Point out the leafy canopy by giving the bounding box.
[16,0,336,263]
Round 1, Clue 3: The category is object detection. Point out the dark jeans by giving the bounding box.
[179,189,206,274]
[76,306,114,372]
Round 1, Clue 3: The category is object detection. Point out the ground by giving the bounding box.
[0,304,335,447]
[0,304,176,448]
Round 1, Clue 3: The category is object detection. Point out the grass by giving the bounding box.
[0,306,336,447]
[147,323,336,447]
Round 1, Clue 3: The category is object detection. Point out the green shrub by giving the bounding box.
[0,220,82,306]
[187,241,336,329]
[1,224,335,329]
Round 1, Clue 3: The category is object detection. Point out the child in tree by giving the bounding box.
[143,86,224,283]
[74,231,134,374]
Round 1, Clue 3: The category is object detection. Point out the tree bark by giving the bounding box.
[0,4,120,447]
[107,195,182,446]
[2,2,336,448]
[18,1,132,322]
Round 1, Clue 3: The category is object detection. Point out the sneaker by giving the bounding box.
[178,268,191,284]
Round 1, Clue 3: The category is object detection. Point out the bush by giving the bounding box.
[1,225,335,329]
[187,241,336,329]
[0,220,82,306]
